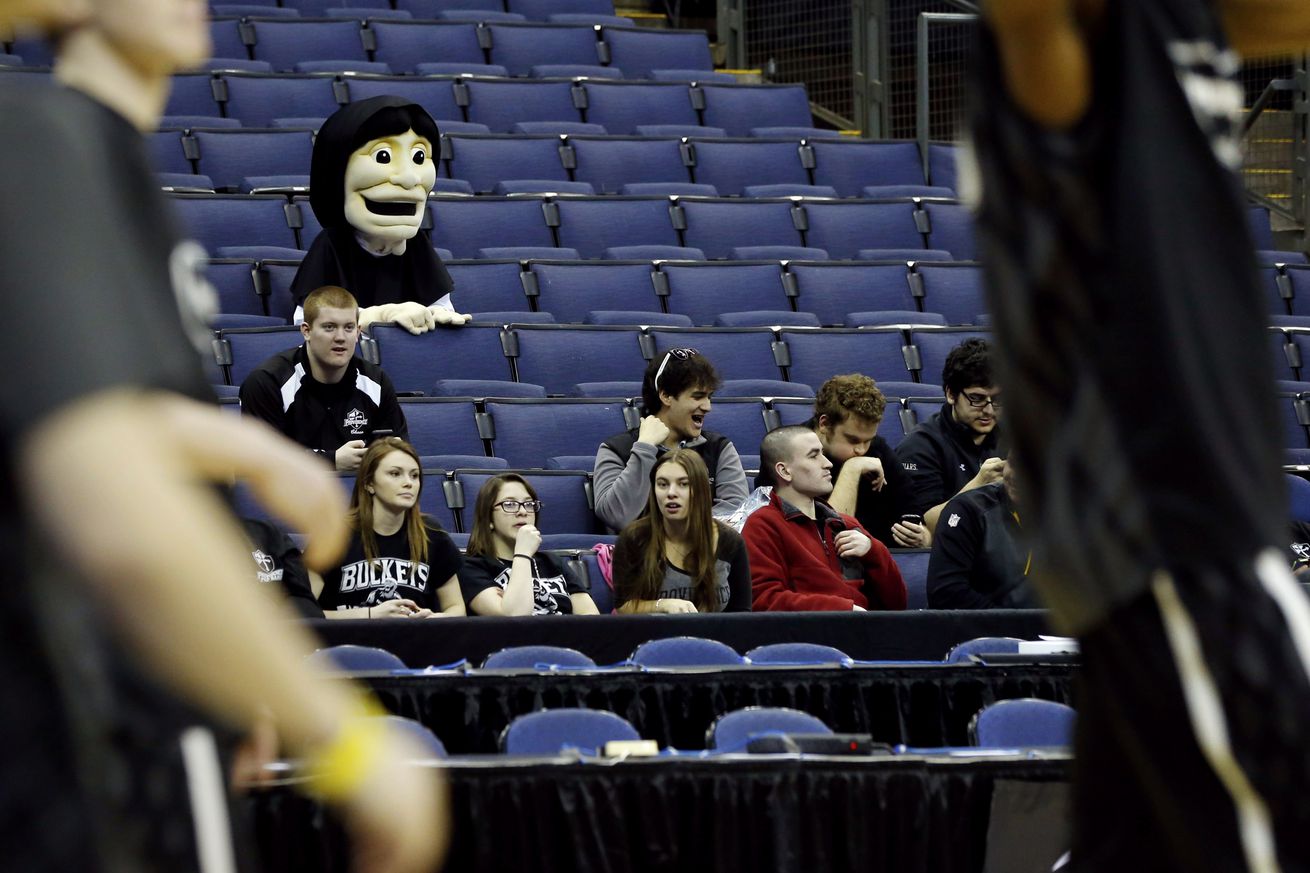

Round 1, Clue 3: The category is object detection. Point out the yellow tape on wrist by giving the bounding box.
[306,698,389,801]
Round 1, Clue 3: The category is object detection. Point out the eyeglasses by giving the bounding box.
[961,391,1002,410]
[653,347,700,392]
[494,499,543,513]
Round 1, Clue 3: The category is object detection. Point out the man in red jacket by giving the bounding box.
[744,425,907,612]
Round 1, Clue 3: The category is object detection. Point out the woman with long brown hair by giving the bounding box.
[459,474,599,615]
[612,449,751,613]
[315,437,465,617]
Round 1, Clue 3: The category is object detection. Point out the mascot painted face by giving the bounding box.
[289,96,468,333]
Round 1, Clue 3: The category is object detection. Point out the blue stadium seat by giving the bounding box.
[165,73,224,117]
[501,708,639,755]
[307,644,406,671]
[170,193,299,251]
[857,247,954,262]
[193,128,315,191]
[258,259,303,323]
[971,699,1075,748]
[685,138,809,197]
[604,245,705,261]
[659,262,791,326]
[914,263,986,325]
[846,310,945,328]
[528,64,620,80]
[462,78,584,132]
[368,21,485,73]
[741,184,837,199]
[770,397,815,430]
[220,73,342,126]
[786,261,916,326]
[702,399,771,456]
[927,142,958,191]
[731,246,828,261]
[635,123,726,138]
[1288,472,1310,522]
[209,18,251,62]
[431,379,545,398]
[485,398,630,468]
[327,7,413,20]
[345,74,462,120]
[944,635,1024,663]
[159,114,240,129]
[920,201,976,260]
[721,379,812,398]
[568,136,691,195]
[206,259,266,317]
[397,398,486,456]
[478,245,580,259]
[285,0,390,14]
[397,0,502,16]
[584,312,694,327]
[778,327,910,389]
[651,68,736,83]
[147,130,194,176]
[158,172,212,190]
[569,381,643,397]
[809,139,925,196]
[891,548,931,608]
[444,260,532,313]
[1286,265,1310,318]
[370,323,514,388]
[1278,393,1310,448]
[698,83,811,137]
[907,327,991,384]
[549,13,633,25]
[485,23,600,76]
[455,469,596,535]
[1248,205,1275,251]
[204,58,277,73]
[482,645,596,669]
[527,261,661,322]
[218,325,303,385]
[620,182,718,197]
[429,196,555,258]
[580,81,697,135]
[678,199,804,259]
[506,0,614,17]
[415,469,460,531]
[431,120,491,135]
[247,18,368,70]
[240,174,311,193]
[707,706,832,750]
[715,311,821,328]
[745,643,852,665]
[600,26,712,78]
[801,200,924,259]
[433,9,524,20]
[863,184,955,199]
[444,134,569,193]
[415,61,507,76]
[553,196,682,259]
[506,324,647,393]
[630,636,744,667]
[750,125,840,138]
[492,180,595,195]
[511,120,608,134]
[646,327,784,382]
[294,59,391,73]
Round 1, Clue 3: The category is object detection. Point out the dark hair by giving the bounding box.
[759,425,813,486]
[465,474,541,559]
[349,437,432,569]
[814,374,886,426]
[615,450,722,612]
[352,105,441,155]
[640,349,722,414]
[941,338,995,395]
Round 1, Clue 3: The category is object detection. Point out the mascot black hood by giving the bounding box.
[308,96,441,229]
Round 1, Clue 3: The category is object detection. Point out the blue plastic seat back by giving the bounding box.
[221,73,343,126]
[915,263,987,326]
[508,325,647,394]
[529,261,661,322]
[601,26,712,78]
[708,706,832,750]
[248,19,368,71]
[660,262,791,326]
[630,636,744,667]
[171,192,300,252]
[745,643,852,665]
[206,259,266,317]
[486,23,600,76]
[444,260,533,314]
[398,398,486,456]
[944,636,1024,664]
[380,715,448,757]
[580,81,698,135]
[890,549,931,609]
[971,699,1075,748]
[553,197,682,260]
[445,133,569,193]
[345,74,462,120]
[483,645,596,669]
[679,199,804,259]
[787,262,916,327]
[501,708,640,755]
[194,128,315,191]
[569,136,691,195]
[647,327,785,383]
[779,327,909,391]
[801,200,924,260]
[371,323,513,389]
[220,325,303,385]
[456,469,595,535]
[464,79,584,133]
[307,644,407,671]
[698,84,812,137]
[810,139,925,196]
[921,201,977,260]
[429,196,555,258]
[485,398,630,469]
[686,138,809,197]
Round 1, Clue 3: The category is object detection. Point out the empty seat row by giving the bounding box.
[170,193,976,261]
[207,256,988,326]
[198,19,710,77]
[154,128,949,196]
[214,322,990,394]
[211,0,625,23]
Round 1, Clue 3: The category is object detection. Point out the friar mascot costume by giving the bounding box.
[290,95,470,333]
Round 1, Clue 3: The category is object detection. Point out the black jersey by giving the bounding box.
[894,405,1003,517]
[242,518,322,619]
[0,84,216,871]
[458,551,588,615]
[318,518,463,612]
[970,0,1283,633]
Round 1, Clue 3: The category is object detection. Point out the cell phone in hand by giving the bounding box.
[368,428,395,444]
[899,514,922,526]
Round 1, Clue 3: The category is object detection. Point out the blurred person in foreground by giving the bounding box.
[0,0,447,870]
[975,0,1310,869]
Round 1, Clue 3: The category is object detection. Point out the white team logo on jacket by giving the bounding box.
[252,549,283,583]
[344,408,369,435]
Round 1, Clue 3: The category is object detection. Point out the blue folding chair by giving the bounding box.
[707,706,833,750]
[970,699,1075,748]
[630,636,744,667]
[944,636,1025,664]
[501,708,640,755]
[745,643,853,665]
[307,644,407,671]
[482,645,597,669]
[381,715,448,757]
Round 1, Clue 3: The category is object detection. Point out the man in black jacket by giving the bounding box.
[240,285,408,471]
[926,461,1036,609]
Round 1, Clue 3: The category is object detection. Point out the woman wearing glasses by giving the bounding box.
[460,474,599,615]
[594,348,750,531]
[315,437,466,617]
[613,450,752,613]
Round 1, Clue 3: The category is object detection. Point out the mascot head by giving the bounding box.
[310,96,440,251]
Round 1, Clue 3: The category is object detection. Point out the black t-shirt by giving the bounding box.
[318,517,463,612]
[970,0,1282,632]
[242,518,321,619]
[1289,521,1310,575]
[291,226,454,309]
[458,551,588,615]
[0,84,217,871]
